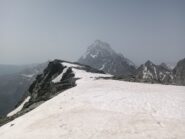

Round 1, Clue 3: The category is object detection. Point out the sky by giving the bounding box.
[0,0,185,65]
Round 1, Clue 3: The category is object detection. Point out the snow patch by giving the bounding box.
[21,74,34,78]
[7,96,31,117]
[62,62,81,68]
[90,54,97,58]
[162,74,166,81]
[99,64,105,70]
[52,67,68,83]
[63,62,111,80]
[170,75,174,80]
[142,66,153,79]
[154,67,157,79]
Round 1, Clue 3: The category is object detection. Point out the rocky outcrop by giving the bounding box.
[0,59,105,126]
[22,60,77,110]
[135,61,174,84]
[173,58,185,85]
[78,40,136,76]
[160,63,173,71]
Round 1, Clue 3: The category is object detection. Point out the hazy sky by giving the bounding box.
[0,0,185,65]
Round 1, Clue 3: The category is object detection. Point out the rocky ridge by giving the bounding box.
[0,59,105,126]
[173,58,185,85]
[135,61,174,84]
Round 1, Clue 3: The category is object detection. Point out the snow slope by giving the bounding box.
[0,62,185,139]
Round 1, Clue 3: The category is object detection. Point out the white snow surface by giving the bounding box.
[62,62,82,68]
[7,96,31,117]
[1,62,185,139]
[21,74,34,78]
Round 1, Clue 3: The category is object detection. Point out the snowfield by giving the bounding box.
[0,63,185,139]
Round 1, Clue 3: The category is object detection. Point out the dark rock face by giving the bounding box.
[160,63,172,71]
[135,61,174,84]
[24,60,76,109]
[173,58,185,85]
[78,40,136,76]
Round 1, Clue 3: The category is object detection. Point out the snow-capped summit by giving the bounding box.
[136,60,174,84]
[82,40,115,59]
[78,40,136,76]
[145,60,154,66]
[88,40,114,52]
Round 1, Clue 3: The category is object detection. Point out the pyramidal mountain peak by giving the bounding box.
[78,40,136,76]
[145,60,154,66]
[90,40,112,50]
[83,40,115,59]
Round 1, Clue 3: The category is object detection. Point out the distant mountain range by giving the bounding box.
[78,40,185,85]
[135,61,174,84]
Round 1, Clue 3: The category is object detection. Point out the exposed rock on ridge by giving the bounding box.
[135,60,174,84]
[173,58,185,86]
